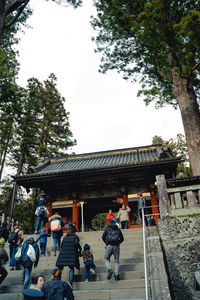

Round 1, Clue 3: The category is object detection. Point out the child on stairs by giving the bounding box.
[80,243,96,283]
[36,228,51,257]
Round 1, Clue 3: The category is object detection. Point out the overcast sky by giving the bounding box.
[16,0,184,155]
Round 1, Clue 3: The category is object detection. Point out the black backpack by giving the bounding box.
[46,281,65,300]
[38,207,46,218]
[106,228,121,245]
[0,227,7,240]
[8,230,19,245]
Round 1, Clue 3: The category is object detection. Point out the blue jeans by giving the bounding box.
[0,265,8,284]
[84,261,96,280]
[35,217,45,232]
[40,243,46,256]
[52,237,60,252]
[21,266,32,290]
[121,220,128,229]
[9,245,20,268]
[69,266,74,284]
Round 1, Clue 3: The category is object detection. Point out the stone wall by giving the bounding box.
[158,215,200,300]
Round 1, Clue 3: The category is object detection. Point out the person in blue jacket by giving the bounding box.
[48,212,64,256]
[36,228,51,257]
[34,195,49,234]
[19,237,40,290]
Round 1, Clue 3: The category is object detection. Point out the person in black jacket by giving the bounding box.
[0,222,9,242]
[43,268,74,300]
[102,219,124,281]
[56,227,82,285]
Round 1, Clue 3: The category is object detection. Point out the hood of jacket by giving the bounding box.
[108,221,118,230]
[25,237,35,245]
[49,214,61,222]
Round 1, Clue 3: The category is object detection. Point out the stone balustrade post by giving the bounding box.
[156,174,171,218]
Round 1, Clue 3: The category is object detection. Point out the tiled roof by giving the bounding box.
[15,144,182,180]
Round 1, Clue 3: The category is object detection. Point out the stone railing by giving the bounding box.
[156,175,200,217]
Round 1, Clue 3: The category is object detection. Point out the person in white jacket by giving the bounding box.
[117,204,131,229]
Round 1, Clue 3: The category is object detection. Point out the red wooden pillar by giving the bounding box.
[45,202,52,232]
[73,201,79,232]
[150,192,160,224]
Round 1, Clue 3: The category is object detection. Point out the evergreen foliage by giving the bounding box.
[152,133,192,176]
[0,0,82,42]
[91,0,200,175]
[92,213,108,231]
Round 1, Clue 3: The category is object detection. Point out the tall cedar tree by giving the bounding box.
[0,0,82,42]
[36,74,76,158]
[9,73,76,175]
[91,0,200,175]
[0,3,30,179]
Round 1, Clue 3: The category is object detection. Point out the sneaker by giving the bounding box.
[90,268,96,274]
[107,269,113,280]
[10,267,15,271]
[69,282,73,289]
[84,279,89,283]
[115,274,120,281]
[53,252,56,256]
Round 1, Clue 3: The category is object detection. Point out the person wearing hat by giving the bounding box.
[0,237,9,285]
[56,226,82,286]
[80,243,96,283]
[43,268,74,300]
[137,192,148,226]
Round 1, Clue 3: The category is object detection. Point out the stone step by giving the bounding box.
[4,240,144,252]
[35,246,144,256]
[25,248,144,260]
[6,262,145,279]
[73,286,146,299]
[0,289,146,300]
[0,279,145,294]
[28,256,144,269]
[3,270,144,286]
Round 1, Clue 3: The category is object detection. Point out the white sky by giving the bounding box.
[16,0,184,155]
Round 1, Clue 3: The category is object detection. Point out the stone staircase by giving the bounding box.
[1,228,146,300]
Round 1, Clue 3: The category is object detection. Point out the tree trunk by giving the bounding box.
[0,1,6,42]
[0,130,12,180]
[172,74,200,176]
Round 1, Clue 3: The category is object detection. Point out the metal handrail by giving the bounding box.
[142,205,160,300]
[142,207,149,300]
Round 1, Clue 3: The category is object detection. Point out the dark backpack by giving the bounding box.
[38,207,46,218]
[106,228,121,245]
[8,230,19,245]
[0,227,8,241]
[46,281,65,300]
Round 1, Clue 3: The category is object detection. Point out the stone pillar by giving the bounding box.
[150,192,160,223]
[73,200,79,232]
[156,174,171,218]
